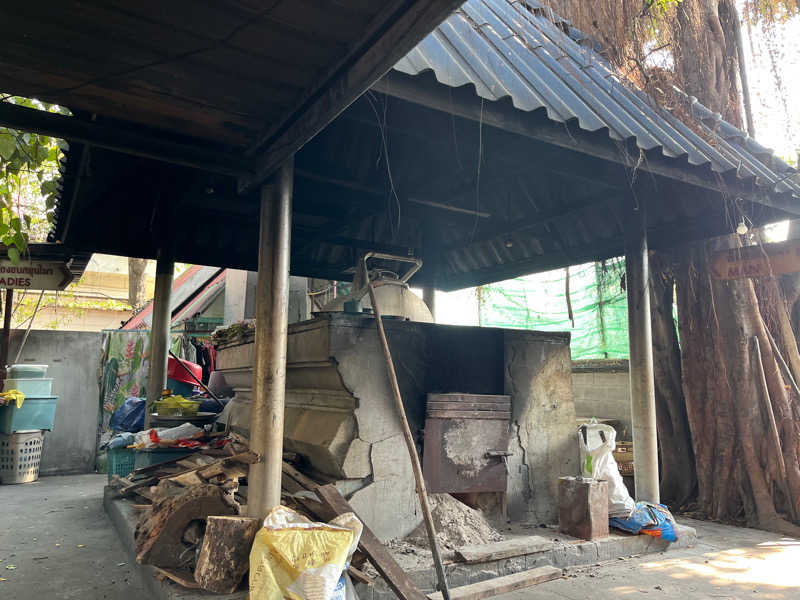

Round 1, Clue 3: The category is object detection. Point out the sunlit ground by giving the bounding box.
[499,519,800,599]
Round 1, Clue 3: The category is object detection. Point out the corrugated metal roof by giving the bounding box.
[393,0,800,197]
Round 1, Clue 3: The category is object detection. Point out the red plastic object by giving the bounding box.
[167,356,202,385]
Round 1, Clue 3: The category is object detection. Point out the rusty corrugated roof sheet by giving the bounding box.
[392,0,800,197]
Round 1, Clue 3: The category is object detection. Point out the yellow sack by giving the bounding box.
[249,505,357,600]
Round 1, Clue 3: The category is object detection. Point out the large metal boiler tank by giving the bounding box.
[319,253,433,323]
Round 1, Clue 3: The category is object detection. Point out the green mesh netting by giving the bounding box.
[478,259,630,359]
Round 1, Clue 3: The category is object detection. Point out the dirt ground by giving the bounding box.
[0,474,146,599]
[1,475,799,599]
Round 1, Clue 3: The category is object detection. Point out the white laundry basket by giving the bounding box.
[0,430,44,484]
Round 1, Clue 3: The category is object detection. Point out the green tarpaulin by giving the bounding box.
[478,259,630,360]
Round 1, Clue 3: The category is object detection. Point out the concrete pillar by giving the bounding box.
[422,286,436,321]
[247,158,293,519]
[0,289,13,390]
[624,201,659,503]
[145,256,174,428]
[288,276,310,324]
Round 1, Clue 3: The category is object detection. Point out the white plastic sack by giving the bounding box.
[578,419,634,518]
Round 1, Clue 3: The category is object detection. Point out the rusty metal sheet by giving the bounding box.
[423,416,510,493]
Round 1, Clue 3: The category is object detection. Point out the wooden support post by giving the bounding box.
[145,256,174,429]
[247,158,293,519]
[0,289,13,391]
[367,282,450,600]
[624,200,659,503]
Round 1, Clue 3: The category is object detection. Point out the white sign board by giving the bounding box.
[0,260,73,290]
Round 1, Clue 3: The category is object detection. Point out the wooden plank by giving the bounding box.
[455,537,552,564]
[348,566,374,586]
[710,238,800,279]
[426,410,511,420]
[428,402,511,412]
[427,567,561,600]
[155,567,201,589]
[315,484,428,600]
[282,461,321,491]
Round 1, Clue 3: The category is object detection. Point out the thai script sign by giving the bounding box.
[710,239,800,280]
[0,260,73,290]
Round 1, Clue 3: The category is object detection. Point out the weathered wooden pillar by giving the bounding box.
[625,200,659,503]
[422,286,436,320]
[145,255,174,428]
[247,158,293,519]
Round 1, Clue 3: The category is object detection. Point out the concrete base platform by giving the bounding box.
[104,487,695,600]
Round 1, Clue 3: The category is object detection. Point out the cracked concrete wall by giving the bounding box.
[330,317,428,542]
[504,330,577,524]
[225,315,577,540]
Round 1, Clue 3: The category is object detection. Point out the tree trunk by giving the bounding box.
[677,241,800,534]
[674,0,741,123]
[128,258,149,309]
[649,252,696,508]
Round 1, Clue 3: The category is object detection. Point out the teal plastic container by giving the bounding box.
[0,396,58,433]
[107,448,136,482]
[8,364,48,379]
[133,447,196,470]
[4,378,53,396]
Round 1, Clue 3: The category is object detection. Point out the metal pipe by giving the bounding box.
[367,280,450,600]
[247,158,293,519]
[0,289,13,392]
[624,200,659,503]
[145,257,174,428]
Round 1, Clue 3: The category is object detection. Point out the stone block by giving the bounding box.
[525,551,553,569]
[499,556,526,575]
[558,477,609,540]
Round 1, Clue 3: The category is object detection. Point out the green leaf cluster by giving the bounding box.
[0,95,68,262]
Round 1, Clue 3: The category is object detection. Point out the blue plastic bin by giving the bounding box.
[4,378,53,396]
[166,378,197,398]
[8,364,48,379]
[0,396,58,433]
[107,447,136,482]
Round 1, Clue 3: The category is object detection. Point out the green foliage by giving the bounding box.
[0,95,68,262]
[646,0,683,13]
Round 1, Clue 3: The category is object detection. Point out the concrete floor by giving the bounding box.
[500,518,800,599]
[0,474,146,599]
[2,475,799,600]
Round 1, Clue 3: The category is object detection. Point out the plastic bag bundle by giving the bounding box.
[610,502,678,542]
[578,419,635,518]
[249,505,362,600]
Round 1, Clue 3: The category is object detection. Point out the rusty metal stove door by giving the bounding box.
[422,393,511,493]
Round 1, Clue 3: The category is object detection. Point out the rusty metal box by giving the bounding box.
[422,393,511,493]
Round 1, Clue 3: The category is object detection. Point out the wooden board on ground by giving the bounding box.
[195,515,260,594]
[155,567,200,589]
[427,566,561,600]
[455,536,552,564]
[315,484,428,600]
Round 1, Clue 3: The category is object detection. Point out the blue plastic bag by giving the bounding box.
[109,396,145,432]
[610,501,678,542]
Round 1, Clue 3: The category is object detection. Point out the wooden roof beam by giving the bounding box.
[373,71,800,217]
[240,0,465,193]
[0,101,251,177]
